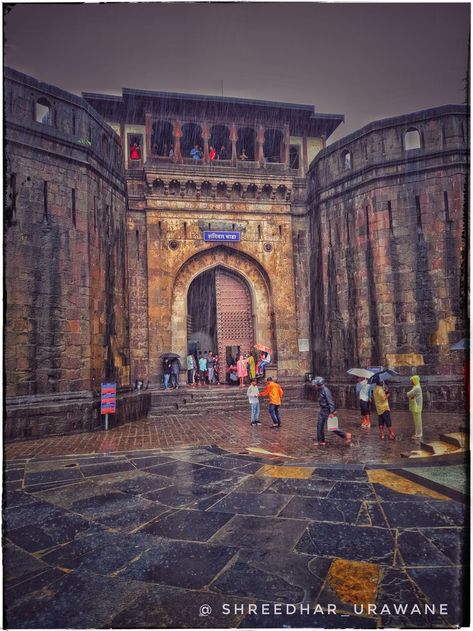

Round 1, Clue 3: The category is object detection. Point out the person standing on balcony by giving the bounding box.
[209,146,217,161]
[218,145,227,160]
[240,148,248,160]
[190,145,201,160]
[130,143,140,160]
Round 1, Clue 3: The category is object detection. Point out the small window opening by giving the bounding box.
[184,222,187,238]
[341,150,352,170]
[136,229,140,259]
[35,98,52,125]
[278,225,282,238]
[405,128,421,151]
[258,224,262,239]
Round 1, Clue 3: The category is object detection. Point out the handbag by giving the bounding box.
[327,415,339,431]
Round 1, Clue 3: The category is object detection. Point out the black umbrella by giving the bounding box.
[160,352,181,359]
[368,368,398,384]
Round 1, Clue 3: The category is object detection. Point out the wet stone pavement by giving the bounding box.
[4,435,468,628]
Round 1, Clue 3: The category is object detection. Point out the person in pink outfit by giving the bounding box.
[237,354,248,387]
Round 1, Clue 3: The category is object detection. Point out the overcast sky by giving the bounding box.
[4,2,470,143]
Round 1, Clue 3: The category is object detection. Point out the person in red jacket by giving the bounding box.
[260,377,284,428]
[130,143,140,160]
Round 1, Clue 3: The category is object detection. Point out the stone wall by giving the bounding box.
[5,391,151,441]
[4,67,148,440]
[307,105,468,393]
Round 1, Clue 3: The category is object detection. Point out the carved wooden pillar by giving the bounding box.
[202,122,210,164]
[230,124,238,165]
[302,136,309,173]
[283,124,290,167]
[145,113,152,162]
[173,120,183,163]
[256,125,265,165]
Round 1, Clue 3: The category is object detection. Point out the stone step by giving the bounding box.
[419,439,461,456]
[149,400,310,415]
[401,448,444,459]
[439,432,467,449]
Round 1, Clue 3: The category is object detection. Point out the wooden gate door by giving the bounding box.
[215,269,254,382]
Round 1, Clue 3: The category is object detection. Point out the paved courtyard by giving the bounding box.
[4,398,468,629]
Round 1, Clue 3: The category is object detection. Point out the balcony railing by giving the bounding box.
[144,156,297,175]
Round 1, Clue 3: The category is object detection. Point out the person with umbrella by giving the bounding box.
[372,374,396,440]
[171,356,181,389]
[312,377,351,446]
[358,377,372,429]
[162,358,172,390]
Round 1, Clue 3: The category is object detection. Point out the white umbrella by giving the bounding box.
[347,368,374,379]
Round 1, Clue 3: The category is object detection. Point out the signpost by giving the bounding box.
[101,382,116,430]
[203,231,240,242]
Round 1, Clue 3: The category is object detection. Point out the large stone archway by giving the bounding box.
[171,246,274,362]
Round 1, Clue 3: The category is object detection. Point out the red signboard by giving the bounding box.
[101,383,116,414]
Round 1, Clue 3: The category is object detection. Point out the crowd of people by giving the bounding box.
[244,372,424,446]
[151,143,248,162]
[162,354,424,447]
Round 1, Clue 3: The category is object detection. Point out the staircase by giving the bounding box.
[401,428,468,459]
[149,380,308,418]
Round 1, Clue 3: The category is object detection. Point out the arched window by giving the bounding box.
[169,180,180,195]
[210,125,230,160]
[276,185,287,200]
[404,127,421,150]
[35,98,53,125]
[247,184,257,199]
[185,181,196,196]
[231,183,242,199]
[153,179,165,194]
[216,182,227,198]
[152,121,174,157]
[181,123,203,158]
[264,129,284,163]
[262,184,272,199]
[341,149,352,170]
[201,181,212,197]
[237,127,256,161]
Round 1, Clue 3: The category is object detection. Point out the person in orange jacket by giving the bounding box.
[260,377,283,428]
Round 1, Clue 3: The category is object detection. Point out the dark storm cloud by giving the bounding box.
[4,2,469,142]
